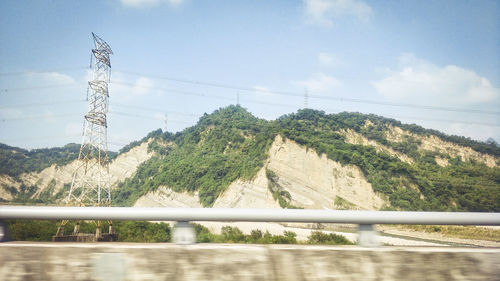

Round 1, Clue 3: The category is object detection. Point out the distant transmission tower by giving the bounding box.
[304,88,309,109]
[54,33,116,242]
[164,113,168,132]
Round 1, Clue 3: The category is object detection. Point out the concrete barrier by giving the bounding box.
[1,243,498,281]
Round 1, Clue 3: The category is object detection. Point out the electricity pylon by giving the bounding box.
[54,33,116,242]
[68,32,112,207]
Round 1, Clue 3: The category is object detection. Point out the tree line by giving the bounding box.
[5,219,352,245]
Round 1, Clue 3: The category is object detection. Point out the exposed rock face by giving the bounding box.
[133,161,281,209]
[6,141,153,200]
[435,156,449,167]
[134,186,202,208]
[419,135,497,167]
[137,135,386,210]
[108,141,154,185]
[213,167,280,208]
[266,135,386,210]
[22,161,80,196]
[386,125,498,167]
[340,128,413,164]
[0,175,19,200]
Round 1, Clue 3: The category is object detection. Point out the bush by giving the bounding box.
[307,231,353,245]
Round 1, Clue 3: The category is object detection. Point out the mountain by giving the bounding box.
[1,105,499,211]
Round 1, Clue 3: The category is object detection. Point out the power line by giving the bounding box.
[0,99,86,110]
[110,80,235,102]
[0,83,83,94]
[0,131,151,149]
[112,102,199,117]
[0,113,81,122]
[326,97,500,116]
[2,70,498,116]
[2,67,498,115]
[0,134,82,143]
[0,86,497,128]
[383,114,500,128]
[111,80,301,109]
[109,80,500,127]
[3,105,493,129]
[0,72,498,129]
[109,110,193,125]
[0,67,88,76]
[114,70,500,116]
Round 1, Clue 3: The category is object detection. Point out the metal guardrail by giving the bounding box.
[1,206,499,225]
[1,206,499,245]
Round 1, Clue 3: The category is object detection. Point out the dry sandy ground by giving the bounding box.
[377,226,500,247]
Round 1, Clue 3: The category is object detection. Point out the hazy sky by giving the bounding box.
[1,0,499,151]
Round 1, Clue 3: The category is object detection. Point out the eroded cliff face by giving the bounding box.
[213,167,280,208]
[386,125,498,168]
[265,135,386,210]
[1,141,153,201]
[340,128,413,164]
[136,135,386,210]
[134,187,202,208]
[0,175,19,201]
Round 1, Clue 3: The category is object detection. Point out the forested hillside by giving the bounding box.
[113,106,275,206]
[0,143,121,179]
[0,143,120,203]
[112,106,500,212]
[1,105,499,211]
[0,143,82,178]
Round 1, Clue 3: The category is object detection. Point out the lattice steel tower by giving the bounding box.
[67,33,113,207]
[54,33,115,241]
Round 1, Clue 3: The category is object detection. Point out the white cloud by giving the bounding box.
[253,86,272,94]
[65,122,83,136]
[110,76,158,101]
[294,72,342,92]
[24,71,76,85]
[317,52,344,67]
[120,0,184,8]
[133,77,156,96]
[372,53,500,106]
[304,0,373,27]
[249,86,275,103]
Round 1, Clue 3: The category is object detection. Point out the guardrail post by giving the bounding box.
[172,221,196,244]
[357,224,380,247]
[0,220,7,242]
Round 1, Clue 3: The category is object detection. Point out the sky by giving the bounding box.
[0,0,499,151]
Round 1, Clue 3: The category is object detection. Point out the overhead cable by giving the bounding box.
[0,99,86,109]
[114,70,500,116]
[108,111,193,125]
[0,113,81,122]
[109,81,500,127]
[0,67,88,76]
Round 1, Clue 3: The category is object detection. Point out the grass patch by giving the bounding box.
[400,225,500,242]
[334,196,357,210]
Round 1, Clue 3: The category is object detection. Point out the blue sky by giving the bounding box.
[1,0,499,151]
